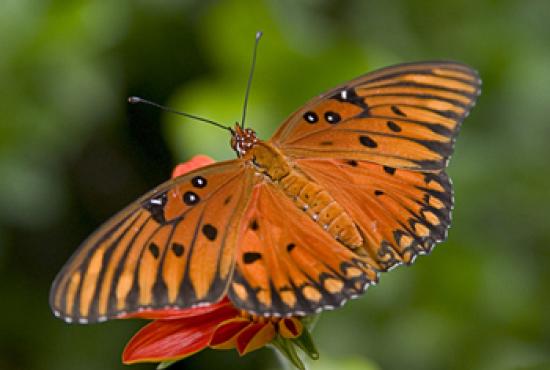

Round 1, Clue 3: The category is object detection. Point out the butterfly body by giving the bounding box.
[237,130,363,252]
[51,61,481,322]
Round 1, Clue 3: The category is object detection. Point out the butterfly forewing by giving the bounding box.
[50,161,253,323]
[272,61,481,171]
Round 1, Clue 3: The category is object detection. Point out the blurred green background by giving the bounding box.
[1,0,549,369]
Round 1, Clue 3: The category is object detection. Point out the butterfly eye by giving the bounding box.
[303,111,319,124]
[324,111,341,124]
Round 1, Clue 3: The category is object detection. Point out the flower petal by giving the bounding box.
[209,318,251,349]
[172,155,215,178]
[278,317,303,339]
[119,297,235,320]
[122,305,237,364]
[236,322,276,356]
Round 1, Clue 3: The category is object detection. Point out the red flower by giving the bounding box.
[122,155,309,366]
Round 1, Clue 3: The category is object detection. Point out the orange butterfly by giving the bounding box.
[50,60,481,323]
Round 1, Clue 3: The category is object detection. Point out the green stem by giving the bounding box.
[270,337,307,370]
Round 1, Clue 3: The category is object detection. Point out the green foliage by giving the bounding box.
[1,1,549,370]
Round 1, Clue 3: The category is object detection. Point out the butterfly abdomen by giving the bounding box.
[279,172,363,249]
[248,141,363,250]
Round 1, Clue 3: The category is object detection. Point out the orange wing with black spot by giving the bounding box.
[272,61,481,171]
[296,158,453,272]
[50,161,253,323]
[228,180,379,316]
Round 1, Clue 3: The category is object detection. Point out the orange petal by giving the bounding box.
[122,305,237,364]
[278,317,303,339]
[236,322,276,355]
[209,318,251,349]
[172,155,215,178]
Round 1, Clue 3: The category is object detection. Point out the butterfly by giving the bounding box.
[50,61,481,323]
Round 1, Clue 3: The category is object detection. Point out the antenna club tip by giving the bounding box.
[128,96,142,104]
[255,31,263,40]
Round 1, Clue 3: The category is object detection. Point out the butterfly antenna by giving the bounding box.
[240,31,263,129]
[128,96,233,133]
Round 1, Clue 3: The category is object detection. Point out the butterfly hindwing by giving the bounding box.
[272,61,481,171]
[50,161,253,323]
[228,181,379,316]
[296,158,453,271]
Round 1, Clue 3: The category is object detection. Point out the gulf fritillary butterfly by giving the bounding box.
[50,59,481,324]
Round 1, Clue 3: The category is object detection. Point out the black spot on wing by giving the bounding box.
[359,135,378,148]
[243,252,262,264]
[249,219,259,231]
[183,191,200,206]
[324,111,341,124]
[191,176,207,188]
[143,192,167,224]
[304,111,319,124]
[331,88,370,111]
[202,224,218,241]
[171,242,184,257]
[148,243,160,259]
[383,166,396,175]
[391,105,406,117]
[386,120,402,132]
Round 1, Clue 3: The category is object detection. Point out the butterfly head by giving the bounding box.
[231,124,258,157]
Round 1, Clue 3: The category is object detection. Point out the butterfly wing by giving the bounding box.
[228,179,379,316]
[296,158,452,271]
[271,61,481,171]
[50,160,254,323]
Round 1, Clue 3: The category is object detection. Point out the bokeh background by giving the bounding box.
[1,1,549,370]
